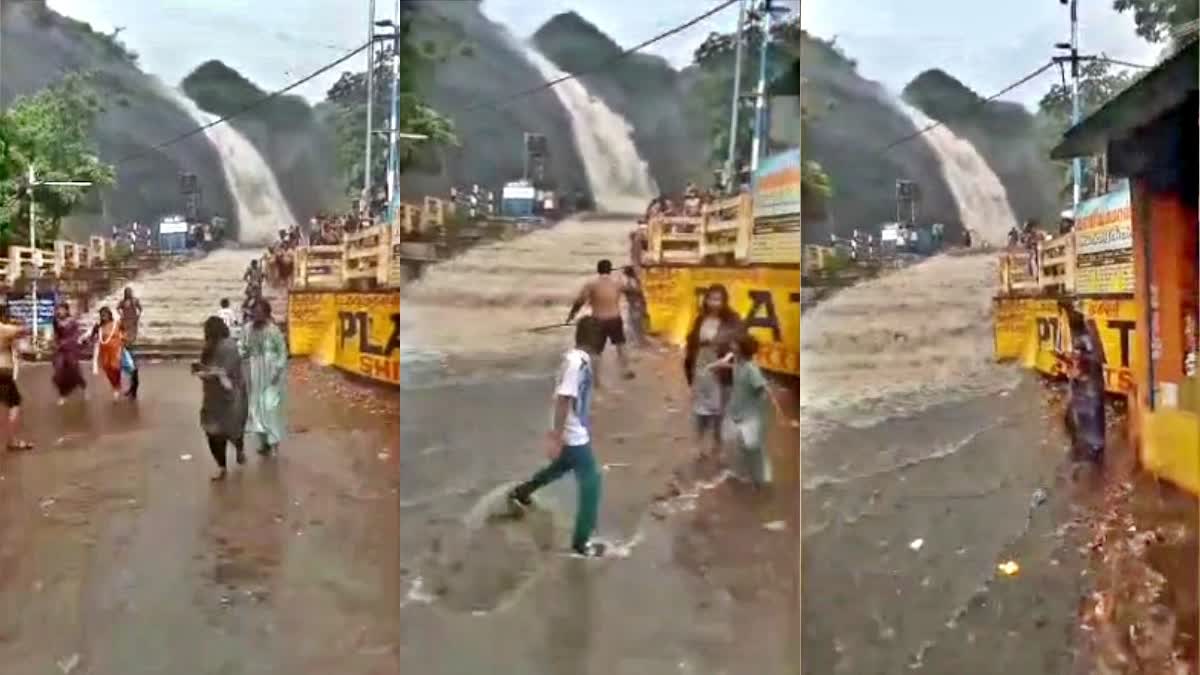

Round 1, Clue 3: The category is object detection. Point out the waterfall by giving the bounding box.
[165,89,299,245]
[515,43,658,213]
[892,101,1019,246]
[800,99,1022,455]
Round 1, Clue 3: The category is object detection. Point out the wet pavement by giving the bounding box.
[398,344,800,674]
[0,361,399,675]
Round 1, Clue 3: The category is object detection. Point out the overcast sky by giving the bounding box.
[44,0,765,102]
[803,0,1162,109]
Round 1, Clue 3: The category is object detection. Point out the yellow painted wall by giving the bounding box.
[643,265,800,376]
[993,296,1137,395]
[287,291,399,386]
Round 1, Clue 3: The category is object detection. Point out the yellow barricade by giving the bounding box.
[642,265,799,376]
[993,296,1137,395]
[287,290,399,386]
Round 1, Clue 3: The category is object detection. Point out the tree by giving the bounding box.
[0,74,116,247]
[689,17,801,179]
[1112,0,1198,43]
[323,10,460,198]
[1036,57,1134,201]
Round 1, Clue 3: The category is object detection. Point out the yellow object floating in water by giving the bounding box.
[997,560,1020,576]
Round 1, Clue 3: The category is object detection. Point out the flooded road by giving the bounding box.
[398,216,799,673]
[0,362,399,675]
[799,253,1102,672]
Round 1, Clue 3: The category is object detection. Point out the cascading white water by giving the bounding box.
[893,102,1019,246]
[516,44,658,213]
[800,99,1023,464]
[166,89,299,245]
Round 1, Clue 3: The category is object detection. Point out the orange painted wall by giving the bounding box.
[1128,180,1200,485]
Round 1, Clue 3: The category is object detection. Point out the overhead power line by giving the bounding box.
[114,40,372,166]
[455,0,741,117]
[879,60,1056,154]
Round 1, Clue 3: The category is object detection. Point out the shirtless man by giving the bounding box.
[0,306,32,450]
[566,259,634,387]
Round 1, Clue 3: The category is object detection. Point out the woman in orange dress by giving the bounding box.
[92,307,127,399]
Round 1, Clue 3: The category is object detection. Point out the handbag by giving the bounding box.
[119,348,136,374]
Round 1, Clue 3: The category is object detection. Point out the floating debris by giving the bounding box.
[909,538,924,551]
[180,454,193,461]
[997,560,1020,576]
[763,520,787,532]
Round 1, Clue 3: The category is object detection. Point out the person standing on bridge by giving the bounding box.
[117,287,142,400]
[196,316,248,480]
[508,316,606,557]
[51,302,88,406]
[684,284,743,457]
[566,259,635,388]
[241,298,287,456]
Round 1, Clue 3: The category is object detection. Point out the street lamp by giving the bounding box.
[25,165,92,346]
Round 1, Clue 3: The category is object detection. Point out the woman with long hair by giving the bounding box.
[1057,302,1106,462]
[91,306,130,400]
[241,298,288,456]
[683,284,744,455]
[51,302,87,405]
[196,315,248,480]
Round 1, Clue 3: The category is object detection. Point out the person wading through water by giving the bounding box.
[51,302,88,406]
[195,316,248,480]
[117,287,142,399]
[621,266,649,346]
[92,307,133,400]
[0,305,32,450]
[566,259,634,388]
[508,316,606,557]
[684,284,744,456]
[241,298,287,456]
[1056,301,1106,462]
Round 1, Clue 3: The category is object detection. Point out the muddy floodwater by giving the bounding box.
[0,362,399,675]
[398,215,800,673]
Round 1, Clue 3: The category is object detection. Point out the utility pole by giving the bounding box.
[385,0,401,222]
[749,0,772,173]
[1056,0,1082,210]
[724,0,748,191]
[25,165,92,345]
[363,0,377,213]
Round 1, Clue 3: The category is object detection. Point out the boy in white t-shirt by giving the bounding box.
[509,316,606,556]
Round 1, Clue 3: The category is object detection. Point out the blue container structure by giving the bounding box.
[501,182,536,218]
[158,215,189,253]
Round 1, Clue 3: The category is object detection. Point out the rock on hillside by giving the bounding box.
[181,60,340,225]
[0,0,236,236]
[903,69,1058,224]
[399,0,591,202]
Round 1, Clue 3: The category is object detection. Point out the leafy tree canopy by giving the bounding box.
[1113,0,1197,42]
[0,73,115,247]
[1035,57,1135,201]
[323,9,460,197]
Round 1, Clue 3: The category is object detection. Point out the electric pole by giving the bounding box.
[724,0,748,191]
[749,0,772,173]
[385,0,401,222]
[1056,0,1082,210]
[25,165,92,345]
[363,0,377,213]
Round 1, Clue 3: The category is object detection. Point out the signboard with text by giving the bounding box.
[752,148,801,220]
[1073,182,1133,295]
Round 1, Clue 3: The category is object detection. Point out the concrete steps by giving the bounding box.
[83,248,288,347]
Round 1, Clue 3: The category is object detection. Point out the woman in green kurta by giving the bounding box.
[241,298,287,455]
